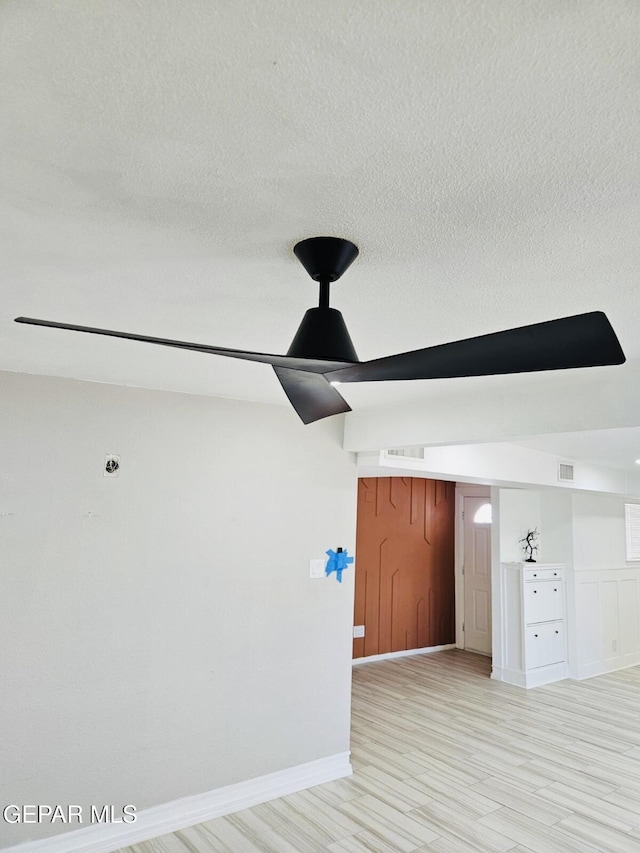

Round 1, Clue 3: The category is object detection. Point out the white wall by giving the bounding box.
[357,445,640,495]
[498,489,541,562]
[539,491,573,567]
[571,492,640,678]
[572,492,630,569]
[0,371,357,847]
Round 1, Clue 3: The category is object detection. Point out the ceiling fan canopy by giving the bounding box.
[15,235,626,424]
[293,236,359,284]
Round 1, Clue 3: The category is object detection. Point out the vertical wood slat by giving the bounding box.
[353,476,455,658]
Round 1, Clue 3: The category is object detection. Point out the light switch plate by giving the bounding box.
[353,625,365,638]
[309,559,326,579]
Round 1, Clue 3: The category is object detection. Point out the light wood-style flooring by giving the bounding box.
[120,650,640,852]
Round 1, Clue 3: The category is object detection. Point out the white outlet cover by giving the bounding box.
[309,559,326,579]
[353,625,365,638]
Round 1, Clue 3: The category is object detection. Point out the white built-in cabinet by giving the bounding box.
[498,562,567,688]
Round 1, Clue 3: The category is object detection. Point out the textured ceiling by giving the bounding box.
[2,1,640,459]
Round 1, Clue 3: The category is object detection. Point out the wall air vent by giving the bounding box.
[558,462,574,482]
[386,447,425,460]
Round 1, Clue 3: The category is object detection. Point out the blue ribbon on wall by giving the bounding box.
[325,547,353,583]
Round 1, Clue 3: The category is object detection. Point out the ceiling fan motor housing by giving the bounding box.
[287,307,359,362]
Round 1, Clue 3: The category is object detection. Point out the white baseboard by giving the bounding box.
[352,643,455,665]
[576,651,640,680]
[491,665,525,687]
[2,752,351,853]
[492,663,568,689]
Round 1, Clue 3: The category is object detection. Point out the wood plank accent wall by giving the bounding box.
[353,477,455,658]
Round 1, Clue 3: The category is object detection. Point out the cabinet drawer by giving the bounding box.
[524,567,563,582]
[524,581,563,623]
[525,622,564,669]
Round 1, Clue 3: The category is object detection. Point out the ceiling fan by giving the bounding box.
[15,237,625,424]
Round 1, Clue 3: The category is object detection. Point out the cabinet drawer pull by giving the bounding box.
[554,588,557,592]
[533,573,537,577]
[534,634,538,637]
[533,589,537,593]
[555,630,559,634]
[554,572,558,576]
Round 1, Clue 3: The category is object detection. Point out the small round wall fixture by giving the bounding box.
[104,454,120,476]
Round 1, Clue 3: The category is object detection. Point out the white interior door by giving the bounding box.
[463,496,492,655]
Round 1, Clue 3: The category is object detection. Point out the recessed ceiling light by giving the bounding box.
[635,459,640,465]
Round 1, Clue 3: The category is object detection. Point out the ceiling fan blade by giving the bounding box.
[272,366,351,424]
[14,317,354,373]
[325,312,625,384]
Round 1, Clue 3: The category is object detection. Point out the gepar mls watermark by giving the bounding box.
[3,805,137,824]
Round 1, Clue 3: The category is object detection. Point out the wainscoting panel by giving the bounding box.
[620,578,640,654]
[574,569,640,679]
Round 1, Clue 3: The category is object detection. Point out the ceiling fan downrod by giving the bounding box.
[318,279,331,308]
